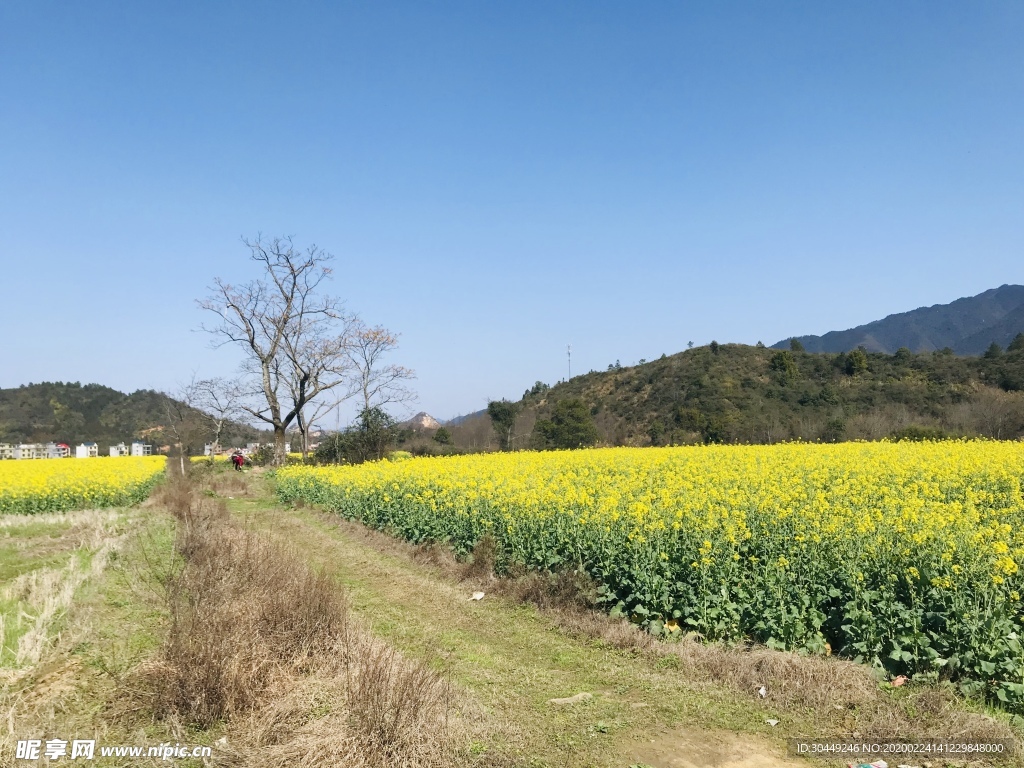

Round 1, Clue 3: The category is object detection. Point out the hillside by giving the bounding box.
[0,381,260,448]
[450,340,1024,449]
[773,284,1024,354]
[444,408,487,427]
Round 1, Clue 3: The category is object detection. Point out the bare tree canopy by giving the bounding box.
[347,319,416,413]
[198,235,356,465]
[162,376,210,475]
[192,377,244,455]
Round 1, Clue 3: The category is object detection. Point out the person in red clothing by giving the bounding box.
[231,451,245,471]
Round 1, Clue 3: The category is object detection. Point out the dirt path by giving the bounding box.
[232,491,814,768]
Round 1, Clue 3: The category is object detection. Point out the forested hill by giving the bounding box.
[0,382,258,447]
[450,338,1024,449]
[772,284,1024,355]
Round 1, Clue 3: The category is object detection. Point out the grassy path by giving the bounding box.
[230,483,814,768]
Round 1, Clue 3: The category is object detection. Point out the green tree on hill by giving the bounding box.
[532,398,599,449]
[1009,333,1024,353]
[647,419,666,446]
[487,400,519,451]
[789,338,805,352]
[769,350,798,385]
[822,417,846,443]
[50,398,86,443]
[845,348,869,375]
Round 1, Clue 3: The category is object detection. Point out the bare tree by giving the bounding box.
[280,337,355,460]
[949,387,1024,439]
[163,378,210,476]
[346,319,416,413]
[199,235,354,465]
[292,399,332,459]
[193,377,244,456]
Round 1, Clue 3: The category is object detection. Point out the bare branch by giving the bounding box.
[346,319,418,413]
[192,377,246,454]
[161,375,211,475]
[197,235,357,465]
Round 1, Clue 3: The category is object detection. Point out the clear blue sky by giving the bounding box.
[2,1,1022,422]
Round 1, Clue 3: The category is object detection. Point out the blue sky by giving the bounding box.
[2,1,1022,422]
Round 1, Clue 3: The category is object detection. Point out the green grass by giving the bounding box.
[228,481,825,767]
[1,515,84,665]
[0,545,75,583]
[0,507,209,766]
[0,519,74,581]
[76,513,176,677]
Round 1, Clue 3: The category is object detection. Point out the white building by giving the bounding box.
[130,441,152,456]
[109,442,129,457]
[44,442,71,459]
[14,444,42,460]
[76,442,99,459]
[1,442,72,459]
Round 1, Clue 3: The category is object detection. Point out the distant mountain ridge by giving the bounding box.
[0,382,259,448]
[441,340,1024,450]
[444,409,487,427]
[773,284,1024,355]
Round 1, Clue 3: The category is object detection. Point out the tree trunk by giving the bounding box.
[210,421,222,465]
[273,427,288,466]
[297,410,309,461]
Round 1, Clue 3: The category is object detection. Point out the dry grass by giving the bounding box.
[346,635,453,765]
[552,600,1016,746]
[0,509,121,680]
[138,472,454,767]
[206,469,256,499]
[459,534,497,581]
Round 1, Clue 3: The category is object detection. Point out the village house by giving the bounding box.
[0,439,155,459]
[14,444,42,459]
[45,442,71,458]
[75,442,99,458]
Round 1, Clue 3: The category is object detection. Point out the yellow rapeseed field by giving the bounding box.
[0,456,166,514]
[277,441,1024,709]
